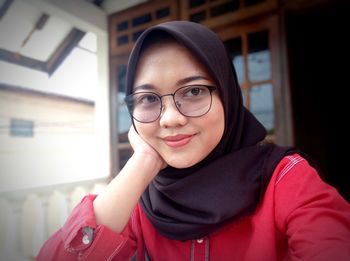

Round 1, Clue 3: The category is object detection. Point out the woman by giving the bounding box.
[37,21,350,261]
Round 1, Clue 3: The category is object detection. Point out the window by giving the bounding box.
[224,29,275,135]
[10,119,34,137]
[181,0,277,28]
[109,0,178,56]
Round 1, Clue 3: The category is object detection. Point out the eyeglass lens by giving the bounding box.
[125,85,215,123]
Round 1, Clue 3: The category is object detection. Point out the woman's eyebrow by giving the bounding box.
[133,76,210,91]
[133,84,155,92]
[176,76,210,86]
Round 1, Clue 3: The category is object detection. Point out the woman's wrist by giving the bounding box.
[129,151,164,179]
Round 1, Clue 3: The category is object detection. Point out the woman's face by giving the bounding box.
[133,40,225,168]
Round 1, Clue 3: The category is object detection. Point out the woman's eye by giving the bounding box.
[183,86,205,97]
[189,88,201,96]
[140,94,158,104]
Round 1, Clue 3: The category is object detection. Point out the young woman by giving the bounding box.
[37,21,350,261]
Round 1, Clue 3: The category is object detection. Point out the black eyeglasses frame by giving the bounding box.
[124,84,217,123]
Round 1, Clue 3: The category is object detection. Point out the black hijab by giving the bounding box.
[125,21,293,240]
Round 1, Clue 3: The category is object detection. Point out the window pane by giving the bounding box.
[156,7,170,19]
[248,30,271,82]
[249,84,274,133]
[117,21,128,32]
[117,35,128,46]
[224,37,244,84]
[132,13,152,27]
[189,0,206,8]
[248,50,271,81]
[210,0,239,17]
[10,119,34,137]
[117,65,131,140]
[190,11,206,23]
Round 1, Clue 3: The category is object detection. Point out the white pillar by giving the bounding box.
[69,186,89,211]
[0,199,17,260]
[47,190,69,236]
[20,194,45,259]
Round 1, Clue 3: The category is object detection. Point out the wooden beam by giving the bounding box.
[46,28,86,75]
[0,28,86,76]
[0,48,47,72]
[93,0,105,7]
[0,0,13,20]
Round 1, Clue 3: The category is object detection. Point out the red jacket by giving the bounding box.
[37,154,350,260]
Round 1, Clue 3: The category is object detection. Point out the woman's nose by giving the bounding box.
[159,96,188,127]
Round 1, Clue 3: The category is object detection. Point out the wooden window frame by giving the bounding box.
[180,0,278,30]
[109,0,179,57]
[217,15,293,144]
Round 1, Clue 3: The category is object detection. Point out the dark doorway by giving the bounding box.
[286,2,349,201]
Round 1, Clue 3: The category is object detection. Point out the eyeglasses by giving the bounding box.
[125,84,217,123]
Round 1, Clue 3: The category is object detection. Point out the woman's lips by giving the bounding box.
[163,134,193,148]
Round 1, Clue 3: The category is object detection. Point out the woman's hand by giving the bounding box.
[128,125,167,170]
[93,125,166,233]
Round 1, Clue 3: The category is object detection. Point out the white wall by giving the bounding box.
[0,0,112,190]
[102,0,147,14]
[0,89,100,191]
[0,0,136,259]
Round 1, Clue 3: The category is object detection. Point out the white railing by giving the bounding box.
[0,178,108,261]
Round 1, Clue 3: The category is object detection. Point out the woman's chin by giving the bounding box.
[165,158,196,169]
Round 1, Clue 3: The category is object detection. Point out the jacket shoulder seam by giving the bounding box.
[275,155,304,185]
